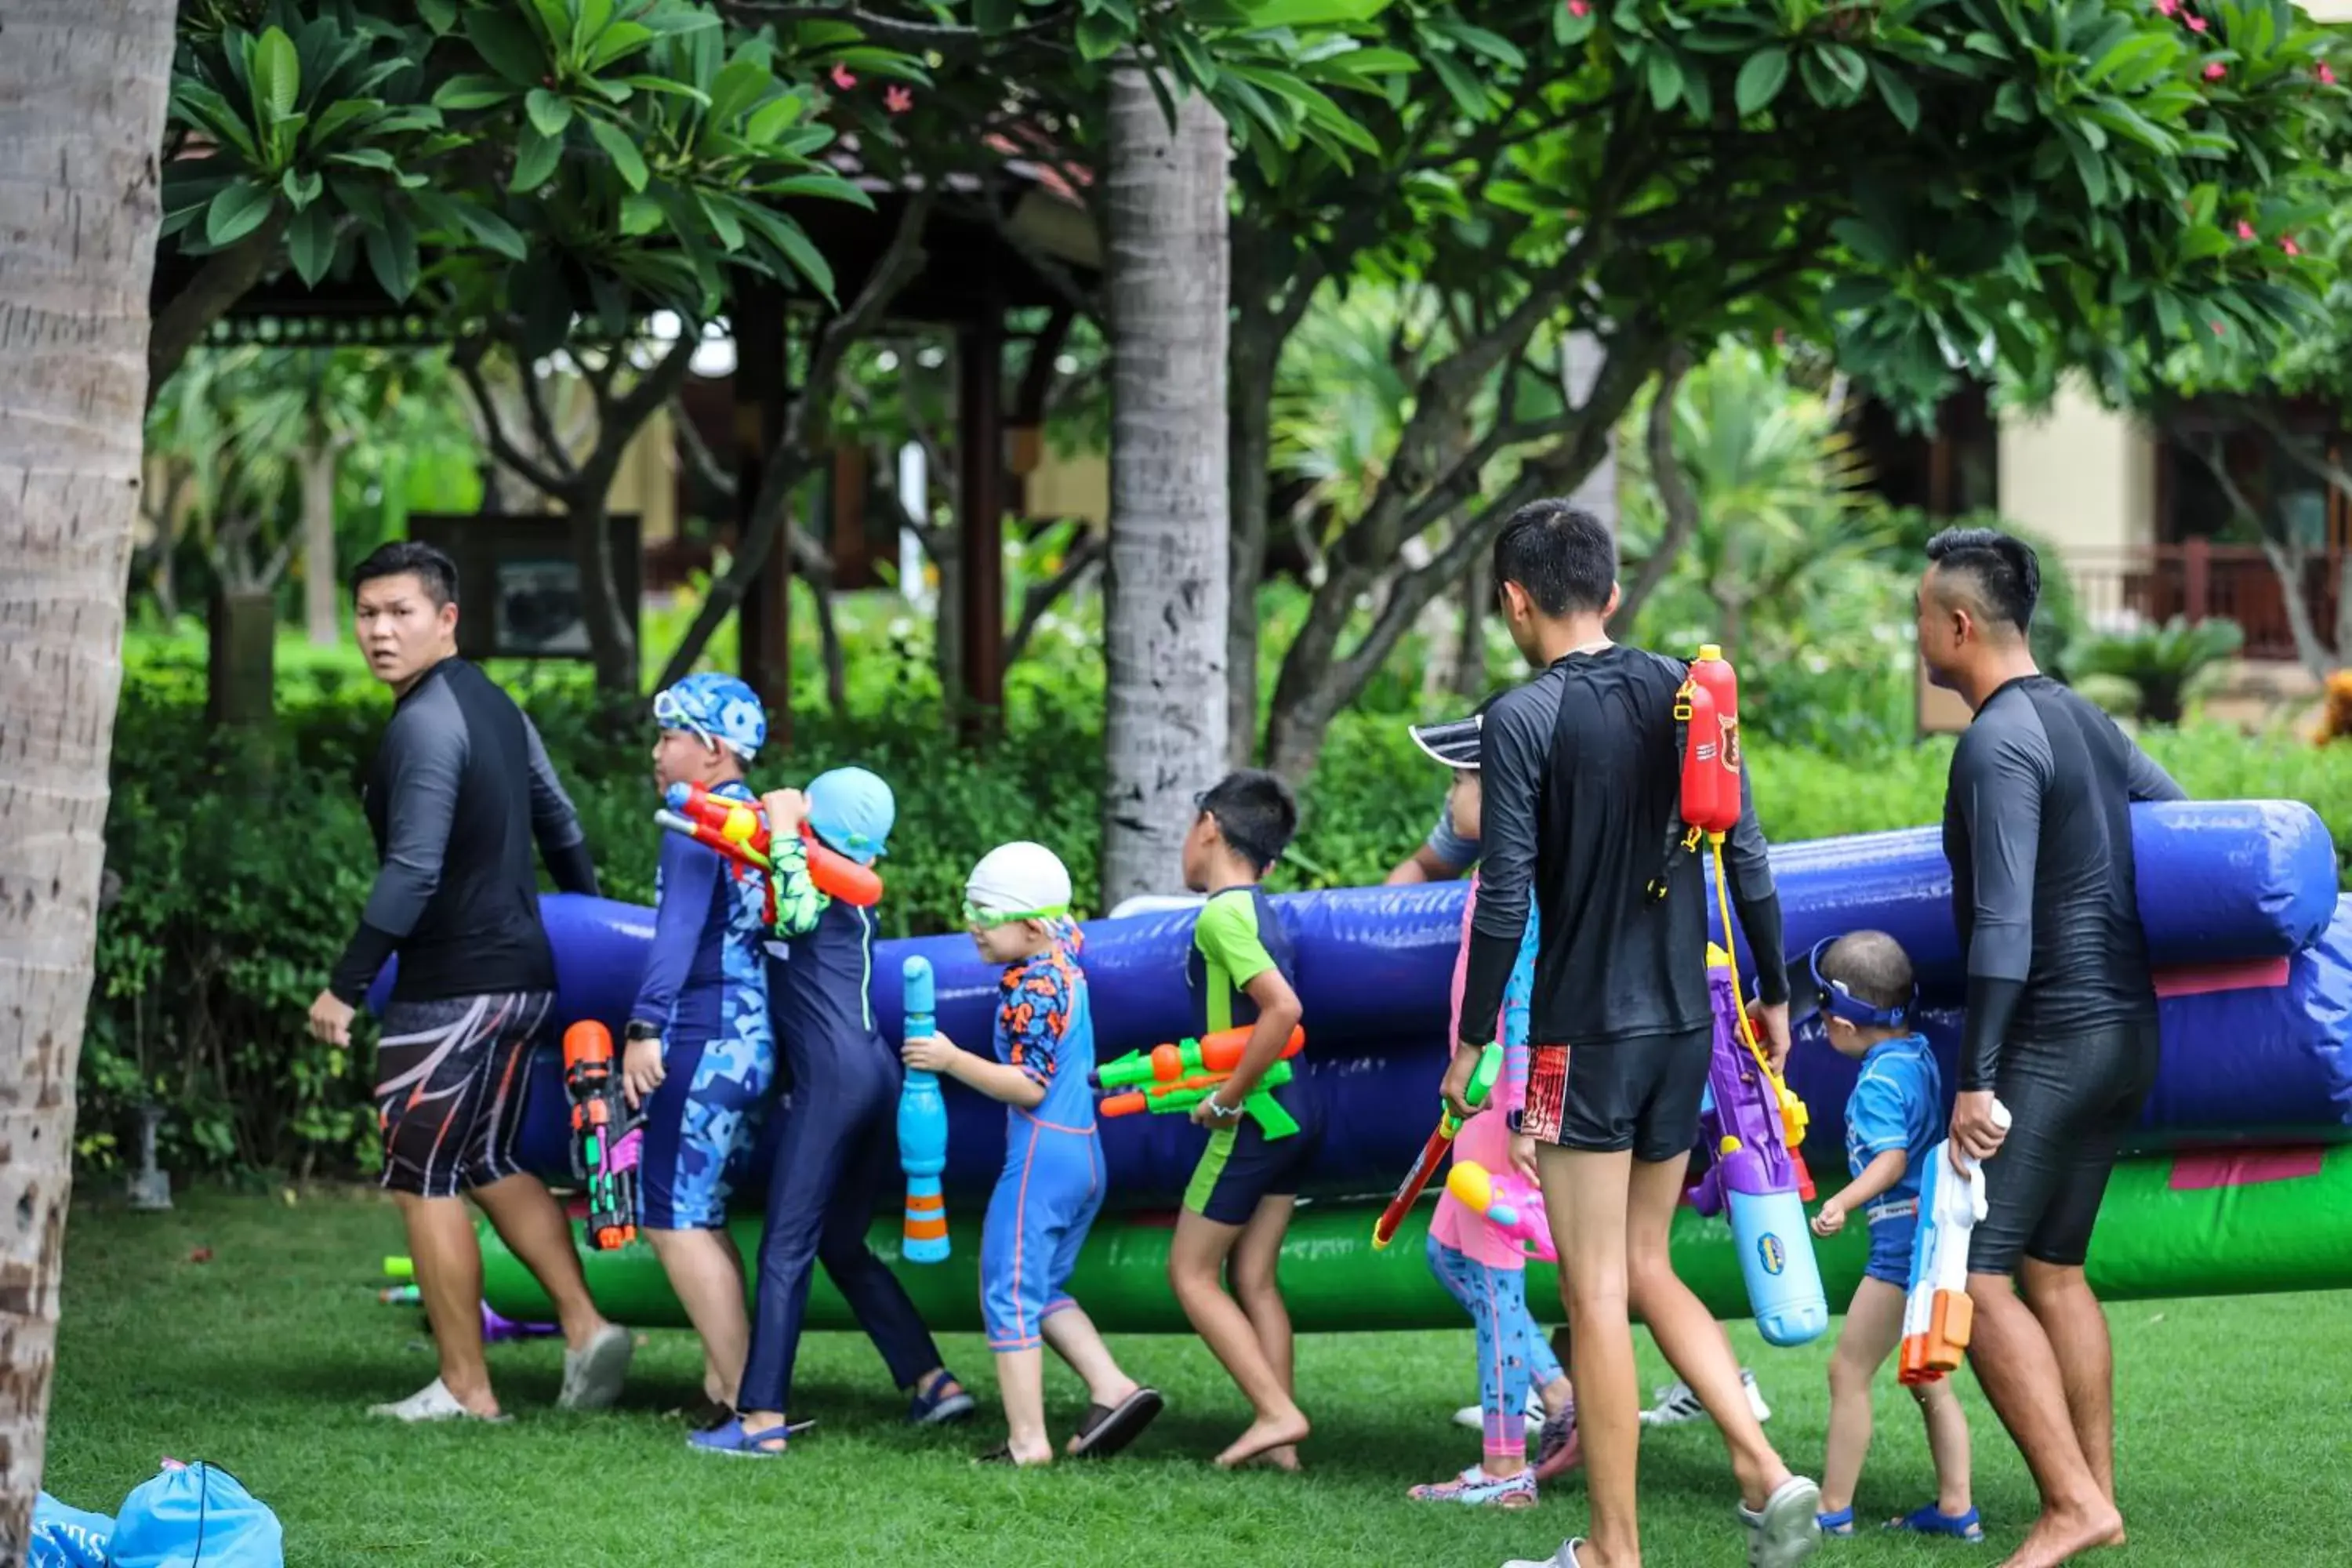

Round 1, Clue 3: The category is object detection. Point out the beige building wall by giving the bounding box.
[1994,379,2155,562]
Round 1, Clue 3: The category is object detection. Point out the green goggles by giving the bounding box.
[962,900,1069,930]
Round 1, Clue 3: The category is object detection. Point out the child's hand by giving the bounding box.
[762,788,811,833]
[622,1036,666,1110]
[902,1033,961,1075]
[1189,1094,1238,1129]
[1509,1133,1540,1185]
[1809,1199,1846,1238]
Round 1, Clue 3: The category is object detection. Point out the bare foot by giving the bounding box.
[1256,1445,1302,1472]
[1213,1412,1310,1469]
[1997,1504,2127,1568]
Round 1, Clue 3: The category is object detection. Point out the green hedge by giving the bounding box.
[82,648,2352,1178]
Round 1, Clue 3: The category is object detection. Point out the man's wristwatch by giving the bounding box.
[624,1021,662,1044]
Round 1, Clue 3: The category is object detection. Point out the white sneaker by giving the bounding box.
[368,1377,510,1423]
[1452,1384,1548,1432]
[1639,1369,1771,1428]
[557,1323,633,1411]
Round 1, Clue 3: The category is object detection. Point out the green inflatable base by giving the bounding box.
[479,1146,2352,1336]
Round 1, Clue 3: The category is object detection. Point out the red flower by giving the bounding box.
[885,85,913,114]
[2236,220,2256,239]
[2205,61,2227,80]
[830,64,857,90]
[2321,63,2339,85]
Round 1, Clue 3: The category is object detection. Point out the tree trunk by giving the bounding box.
[300,437,339,645]
[1101,67,1232,908]
[568,494,637,695]
[1450,547,1491,699]
[1225,234,1278,768]
[1560,331,1618,541]
[0,2,176,1550]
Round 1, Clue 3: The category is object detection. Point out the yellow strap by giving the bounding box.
[1709,837,1809,1149]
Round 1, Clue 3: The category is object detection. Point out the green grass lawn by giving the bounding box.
[43,1185,2351,1568]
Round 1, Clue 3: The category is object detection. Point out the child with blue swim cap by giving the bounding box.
[692,761,975,1456]
[625,672,777,1420]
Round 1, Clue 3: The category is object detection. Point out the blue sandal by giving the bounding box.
[687,1416,792,1457]
[1817,1507,1856,1537]
[1886,1504,1985,1541]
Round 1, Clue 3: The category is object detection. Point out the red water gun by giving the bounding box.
[656,780,883,912]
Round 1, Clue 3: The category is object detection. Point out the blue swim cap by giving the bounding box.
[653,673,768,761]
[805,767,895,866]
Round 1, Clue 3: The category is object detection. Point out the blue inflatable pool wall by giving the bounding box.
[365,799,2352,1210]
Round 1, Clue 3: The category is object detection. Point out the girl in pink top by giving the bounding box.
[1403,757,1579,1508]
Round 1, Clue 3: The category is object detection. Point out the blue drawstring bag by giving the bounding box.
[105,1461,283,1567]
[27,1491,113,1568]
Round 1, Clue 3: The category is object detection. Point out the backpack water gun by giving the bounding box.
[561,1021,643,1250]
[656,781,883,915]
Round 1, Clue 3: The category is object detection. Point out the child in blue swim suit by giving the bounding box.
[902,840,1164,1466]
[1802,931,1980,1541]
[690,767,973,1457]
[622,673,777,1415]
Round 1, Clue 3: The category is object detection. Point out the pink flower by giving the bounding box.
[2205,61,2227,80]
[830,64,857,90]
[2284,236,2302,256]
[1568,0,1590,15]
[884,85,913,114]
[2187,13,2208,31]
[2236,220,2256,239]
[2154,0,2178,14]
[2210,320,2227,336]
[2321,63,2339,85]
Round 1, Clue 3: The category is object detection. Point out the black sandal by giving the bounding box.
[1068,1387,1165,1458]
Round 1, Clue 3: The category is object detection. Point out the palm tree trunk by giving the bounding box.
[0,1,178,1544]
[1101,67,1231,907]
[300,437,339,645]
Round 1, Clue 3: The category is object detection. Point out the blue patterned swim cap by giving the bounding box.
[652,672,768,761]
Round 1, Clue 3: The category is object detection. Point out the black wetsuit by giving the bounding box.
[1463,644,1789,1161]
[328,656,599,1196]
[1944,673,2185,1272]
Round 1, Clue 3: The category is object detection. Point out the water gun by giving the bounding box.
[1900,1101,2013,1385]
[561,1020,644,1251]
[898,956,950,1265]
[656,780,883,912]
[1372,1041,1503,1250]
[1093,1024,1305,1138]
[379,1258,555,1340]
[1445,1159,1556,1263]
[1685,946,1829,1346]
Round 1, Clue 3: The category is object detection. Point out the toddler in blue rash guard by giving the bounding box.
[622,673,776,1417]
[903,841,1164,1465]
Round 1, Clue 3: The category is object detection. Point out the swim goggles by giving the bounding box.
[962,899,1070,931]
[1802,935,1915,1029]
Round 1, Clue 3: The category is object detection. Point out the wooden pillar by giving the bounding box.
[733,281,792,739]
[2184,534,2211,623]
[957,305,1006,733]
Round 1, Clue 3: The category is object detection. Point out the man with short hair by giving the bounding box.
[1452,499,1819,1568]
[309,539,631,1422]
[1918,527,2184,1568]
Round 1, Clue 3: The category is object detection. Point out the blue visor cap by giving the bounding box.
[1799,935,1915,1029]
[805,766,895,866]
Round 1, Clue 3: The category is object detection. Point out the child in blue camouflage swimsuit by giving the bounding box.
[622,673,778,1416]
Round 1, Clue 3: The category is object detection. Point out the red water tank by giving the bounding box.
[1687,643,1742,834]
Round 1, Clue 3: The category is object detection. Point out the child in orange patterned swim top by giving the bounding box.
[900,840,1163,1466]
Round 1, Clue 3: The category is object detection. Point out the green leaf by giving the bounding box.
[1830,215,1904,268]
[1820,43,1869,94]
[365,215,420,301]
[762,171,876,209]
[1735,46,1790,115]
[526,86,574,136]
[434,73,519,111]
[1871,60,1919,132]
[251,27,300,124]
[1240,0,1386,22]
[325,147,401,172]
[286,201,338,285]
[1991,78,2031,123]
[418,0,459,33]
[279,167,324,209]
[1645,47,1684,111]
[615,74,710,103]
[452,201,528,259]
[2080,28,2169,88]
[743,205,837,303]
[586,20,657,72]
[706,57,770,128]
[697,191,746,251]
[511,124,562,191]
[464,8,549,85]
[1423,48,1490,120]
[2178,223,2234,262]
[743,92,805,147]
[586,114,648,191]
[975,0,1018,32]
[205,180,278,246]
[1076,11,1127,62]
[1428,19,1527,71]
[1171,27,1220,91]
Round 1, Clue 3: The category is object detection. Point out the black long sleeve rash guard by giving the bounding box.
[1460,644,1788,1049]
[1943,674,2187,1091]
[328,657,600,1006]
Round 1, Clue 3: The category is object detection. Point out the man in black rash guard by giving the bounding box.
[307,540,632,1424]
[1446,503,1820,1568]
[1919,527,2184,1568]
